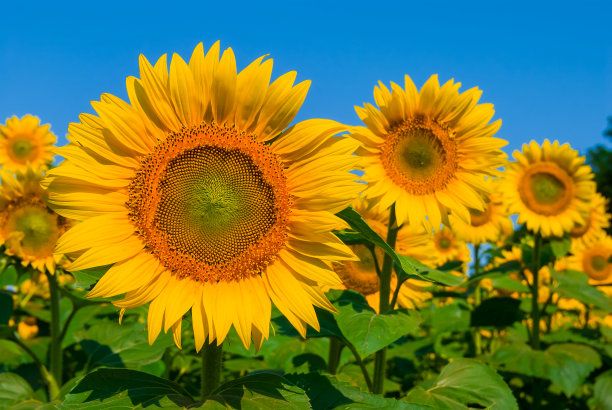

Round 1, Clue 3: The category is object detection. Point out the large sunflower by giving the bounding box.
[44,43,361,351]
[449,180,513,245]
[570,192,610,252]
[0,168,70,273]
[567,236,612,285]
[331,198,434,311]
[502,140,595,237]
[351,75,507,230]
[0,115,56,173]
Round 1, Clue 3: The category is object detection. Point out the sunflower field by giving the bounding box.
[1,42,611,410]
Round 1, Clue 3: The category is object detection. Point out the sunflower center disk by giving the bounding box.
[437,236,452,251]
[128,122,291,283]
[584,253,611,281]
[520,163,573,216]
[5,203,60,255]
[469,203,492,227]
[381,118,457,195]
[333,244,380,295]
[11,138,34,160]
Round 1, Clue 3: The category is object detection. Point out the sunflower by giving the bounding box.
[567,236,612,285]
[331,198,434,311]
[0,169,70,273]
[44,42,361,351]
[431,227,470,267]
[570,192,610,252]
[0,115,56,173]
[502,140,596,237]
[351,75,507,230]
[449,180,513,245]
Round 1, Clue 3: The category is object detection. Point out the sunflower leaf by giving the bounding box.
[335,207,463,286]
[551,270,612,312]
[0,373,36,408]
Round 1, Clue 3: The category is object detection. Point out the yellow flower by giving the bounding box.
[570,192,610,252]
[352,75,507,230]
[449,180,513,245]
[17,317,38,340]
[45,43,361,351]
[502,140,595,237]
[432,227,470,267]
[331,198,433,311]
[0,115,56,173]
[567,236,612,284]
[0,169,70,273]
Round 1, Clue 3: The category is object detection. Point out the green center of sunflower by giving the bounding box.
[157,146,277,265]
[9,205,58,251]
[591,255,607,271]
[128,122,291,283]
[12,139,34,159]
[397,127,444,179]
[438,237,451,250]
[530,173,565,204]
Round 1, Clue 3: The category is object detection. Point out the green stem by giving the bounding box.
[11,336,59,400]
[201,341,223,399]
[328,338,343,374]
[530,234,543,410]
[346,343,373,392]
[473,245,483,356]
[373,204,399,395]
[46,271,63,387]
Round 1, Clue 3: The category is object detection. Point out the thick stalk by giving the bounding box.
[47,271,62,387]
[373,205,399,395]
[473,245,483,356]
[327,338,343,374]
[530,234,543,409]
[201,341,223,398]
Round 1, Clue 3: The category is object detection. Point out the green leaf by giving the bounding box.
[590,370,612,410]
[335,291,421,358]
[549,237,571,259]
[488,342,602,396]
[430,301,470,335]
[204,373,311,409]
[72,321,172,371]
[59,368,194,408]
[71,266,109,290]
[470,297,522,328]
[0,265,18,287]
[336,207,462,286]
[551,270,612,312]
[286,372,423,409]
[273,307,347,343]
[0,373,36,408]
[488,274,530,293]
[403,359,518,409]
[0,291,13,325]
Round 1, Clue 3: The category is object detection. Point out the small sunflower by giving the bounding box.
[431,227,470,267]
[567,236,612,285]
[570,192,610,252]
[45,43,361,351]
[331,198,433,311]
[0,169,70,273]
[352,75,507,230]
[449,180,513,245]
[0,115,56,173]
[502,140,596,237]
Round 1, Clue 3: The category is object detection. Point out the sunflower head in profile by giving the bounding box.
[351,75,507,230]
[331,198,434,311]
[567,236,612,285]
[502,140,595,237]
[570,192,610,252]
[0,168,70,273]
[449,179,513,245]
[44,42,361,351]
[0,115,56,173]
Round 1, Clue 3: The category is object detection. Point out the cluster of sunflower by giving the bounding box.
[1,42,611,408]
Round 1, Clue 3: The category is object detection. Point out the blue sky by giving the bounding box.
[1,1,610,158]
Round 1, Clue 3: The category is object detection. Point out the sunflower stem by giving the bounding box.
[46,271,63,388]
[373,204,399,395]
[328,337,343,374]
[530,234,543,409]
[201,341,223,399]
[473,245,483,356]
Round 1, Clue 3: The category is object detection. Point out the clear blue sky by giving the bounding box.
[1,1,610,158]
